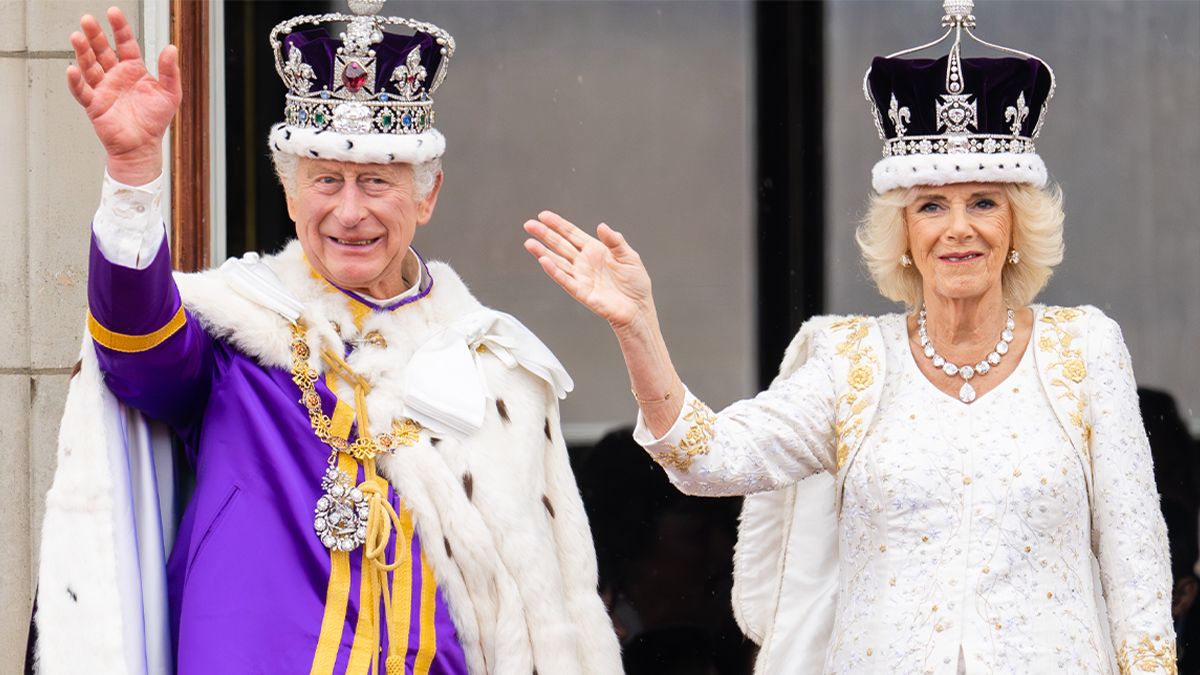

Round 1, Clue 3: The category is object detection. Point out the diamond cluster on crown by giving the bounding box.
[269,3,455,137]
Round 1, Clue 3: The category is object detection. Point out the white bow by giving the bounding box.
[404,310,573,437]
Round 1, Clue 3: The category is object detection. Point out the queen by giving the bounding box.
[523,2,1176,672]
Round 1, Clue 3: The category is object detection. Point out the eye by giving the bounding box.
[315,175,340,185]
[917,201,942,213]
[973,198,997,209]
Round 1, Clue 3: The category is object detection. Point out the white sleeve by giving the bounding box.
[1086,313,1177,673]
[632,330,838,497]
[92,171,166,270]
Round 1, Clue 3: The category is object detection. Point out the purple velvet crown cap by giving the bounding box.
[867,55,1053,141]
[284,27,444,99]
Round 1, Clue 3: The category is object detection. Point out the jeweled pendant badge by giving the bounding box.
[314,465,369,551]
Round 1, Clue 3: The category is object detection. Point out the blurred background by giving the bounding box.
[3,1,1197,672]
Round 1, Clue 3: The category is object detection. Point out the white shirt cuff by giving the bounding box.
[92,170,166,270]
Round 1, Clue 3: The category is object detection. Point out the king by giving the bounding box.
[30,3,621,674]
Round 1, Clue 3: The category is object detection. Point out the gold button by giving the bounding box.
[1046,592,1053,599]
[866,648,873,656]
[932,604,939,612]
[963,476,973,485]
[982,566,990,573]
[1024,545,1032,553]
[879,544,887,552]
[922,535,929,543]
[994,622,1002,630]
[1013,468,1022,477]
[935,624,944,632]
[476,344,488,353]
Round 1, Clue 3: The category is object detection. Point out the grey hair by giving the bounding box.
[270,149,442,201]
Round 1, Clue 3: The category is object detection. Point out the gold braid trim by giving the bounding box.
[830,318,879,470]
[655,398,717,472]
[1117,634,1178,674]
[1036,307,1091,454]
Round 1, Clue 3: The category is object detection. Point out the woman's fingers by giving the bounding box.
[523,238,576,279]
[537,210,592,249]
[523,240,580,296]
[108,7,142,63]
[65,64,94,107]
[523,218,579,263]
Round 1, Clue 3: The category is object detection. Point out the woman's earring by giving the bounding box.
[1008,249,1021,265]
[900,253,913,268]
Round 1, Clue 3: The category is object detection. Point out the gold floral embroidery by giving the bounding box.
[1037,306,1089,455]
[830,318,880,469]
[655,398,717,471]
[1117,634,1178,675]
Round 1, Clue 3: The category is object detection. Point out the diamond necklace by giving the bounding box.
[917,303,1015,403]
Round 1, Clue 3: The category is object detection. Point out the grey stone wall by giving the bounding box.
[1,1,143,668]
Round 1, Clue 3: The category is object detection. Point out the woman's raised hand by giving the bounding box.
[66,7,181,184]
[523,211,655,330]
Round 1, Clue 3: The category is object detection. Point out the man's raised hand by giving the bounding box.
[66,7,181,184]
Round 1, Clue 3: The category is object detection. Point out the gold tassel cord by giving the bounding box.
[321,344,410,672]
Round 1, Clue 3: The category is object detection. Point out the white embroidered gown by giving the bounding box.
[634,308,1176,674]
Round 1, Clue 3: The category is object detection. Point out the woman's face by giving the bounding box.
[905,182,1013,304]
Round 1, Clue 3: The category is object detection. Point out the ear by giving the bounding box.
[415,171,443,226]
[285,191,299,223]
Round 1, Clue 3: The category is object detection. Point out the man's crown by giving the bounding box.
[269,0,455,139]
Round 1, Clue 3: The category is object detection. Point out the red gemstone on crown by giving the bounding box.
[343,62,368,92]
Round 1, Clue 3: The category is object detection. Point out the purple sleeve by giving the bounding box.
[88,230,214,435]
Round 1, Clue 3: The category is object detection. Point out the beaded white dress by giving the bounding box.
[634,308,1176,674]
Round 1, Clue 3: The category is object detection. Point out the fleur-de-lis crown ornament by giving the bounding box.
[268,0,456,165]
[863,0,1057,193]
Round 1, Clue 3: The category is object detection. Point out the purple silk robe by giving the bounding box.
[87,234,468,675]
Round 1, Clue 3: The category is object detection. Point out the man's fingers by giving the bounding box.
[538,210,591,248]
[109,7,142,63]
[81,14,118,71]
[65,65,94,107]
[157,45,181,100]
[71,32,106,88]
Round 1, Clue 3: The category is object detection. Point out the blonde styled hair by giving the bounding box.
[855,182,1064,309]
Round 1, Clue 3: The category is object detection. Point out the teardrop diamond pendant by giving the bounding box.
[958,381,977,403]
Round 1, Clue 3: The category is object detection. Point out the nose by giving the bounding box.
[945,203,974,240]
[334,182,369,227]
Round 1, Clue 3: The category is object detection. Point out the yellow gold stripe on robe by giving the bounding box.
[347,472,389,675]
[413,549,439,674]
[390,507,416,659]
[87,306,186,353]
[309,451,358,675]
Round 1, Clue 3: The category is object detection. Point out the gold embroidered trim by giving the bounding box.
[1037,306,1090,454]
[655,398,717,471]
[1117,634,1178,675]
[831,318,879,469]
[290,322,421,461]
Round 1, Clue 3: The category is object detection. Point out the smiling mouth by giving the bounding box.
[329,236,380,247]
[940,252,983,263]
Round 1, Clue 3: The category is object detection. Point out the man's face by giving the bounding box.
[287,158,440,298]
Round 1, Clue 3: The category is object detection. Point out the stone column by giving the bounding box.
[2,1,142,670]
